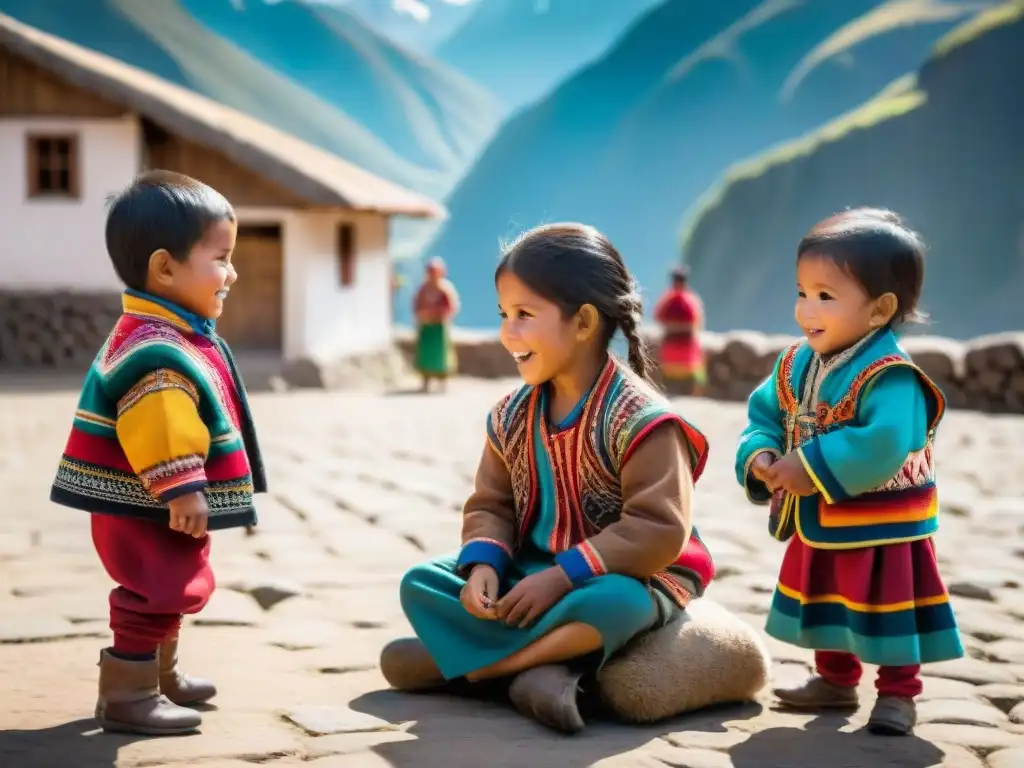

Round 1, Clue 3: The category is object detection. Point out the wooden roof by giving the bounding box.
[0,12,445,219]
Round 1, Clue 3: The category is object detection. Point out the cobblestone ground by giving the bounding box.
[2,377,1024,768]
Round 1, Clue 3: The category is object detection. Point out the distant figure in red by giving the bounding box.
[654,267,706,396]
[413,257,459,393]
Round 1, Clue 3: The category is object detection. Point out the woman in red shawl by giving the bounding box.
[654,267,706,396]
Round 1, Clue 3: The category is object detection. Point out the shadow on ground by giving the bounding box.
[352,689,763,768]
[0,718,149,768]
[729,712,947,768]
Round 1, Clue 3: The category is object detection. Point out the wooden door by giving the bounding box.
[217,224,283,351]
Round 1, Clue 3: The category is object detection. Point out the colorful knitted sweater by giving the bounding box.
[50,291,267,530]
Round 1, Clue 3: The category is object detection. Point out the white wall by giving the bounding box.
[0,116,140,290]
[234,207,393,362]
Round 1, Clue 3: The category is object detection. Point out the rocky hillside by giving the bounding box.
[682,1,1024,340]
[426,0,985,330]
[435,0,665,111]
[0,0,501,201]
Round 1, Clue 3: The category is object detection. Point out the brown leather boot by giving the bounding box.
[508,664,585,734]
[159,635,217,706]
[95,649,201,735]
[380,637,445,691]
[774,675,860,710]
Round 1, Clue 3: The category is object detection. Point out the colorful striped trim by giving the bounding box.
[775,342,802,413]
[52,457,251,511]
[149,472,208,502]
[456,537,513,577]
[554,540,609,587]
[818,485,938,529]
[617,405,710,483]
[462,536,512,557]
[138,453,205,484]
[74,409,116,429]
[122,292,194,333]
[765,602,964,667]
[116,368,201,417]
[775,581,951,614]
[138,453,208,501]
[577,540,607,575]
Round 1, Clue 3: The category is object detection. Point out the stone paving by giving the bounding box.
[2,377,1024,767]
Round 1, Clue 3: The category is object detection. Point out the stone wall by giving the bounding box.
[0,290,413,392]
[0,290,121,369]
[395,327,1024,414]
[4,293,1021,413]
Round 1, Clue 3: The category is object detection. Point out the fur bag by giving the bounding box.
[596,598,771,723]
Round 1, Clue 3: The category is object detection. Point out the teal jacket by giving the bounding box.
[736,328,945,549]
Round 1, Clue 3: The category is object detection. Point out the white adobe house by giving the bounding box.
[0,12,444,377]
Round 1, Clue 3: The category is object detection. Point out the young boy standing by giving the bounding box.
[50,171,267,735]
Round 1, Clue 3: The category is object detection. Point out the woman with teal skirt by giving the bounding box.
[381,224,716,733]
[413,257,459,392]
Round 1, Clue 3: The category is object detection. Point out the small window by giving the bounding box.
[26,134,80,199]
[337,223,356,287]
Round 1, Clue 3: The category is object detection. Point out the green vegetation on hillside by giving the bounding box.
[680,1,1024,339]
[780,0,982,101]
[931,0,1024,55]
[684,74,925,228]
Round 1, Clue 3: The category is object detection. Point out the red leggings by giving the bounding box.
[91,514,215,655]
[816,650,922,698]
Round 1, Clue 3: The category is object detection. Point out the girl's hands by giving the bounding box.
[763,452,817,496]
[461,564,499,619]
[749,451,777,483]
[495,566,572,629]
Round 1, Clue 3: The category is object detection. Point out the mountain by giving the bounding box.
[426,0,986,330]
[179,0,500,173]
[328,0,479,54]
[435,0,666,111]
[681,1,1024,340]
[0,0,502,201]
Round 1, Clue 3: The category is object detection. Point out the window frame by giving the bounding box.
[25,133,82,200]
[337,222,356,287]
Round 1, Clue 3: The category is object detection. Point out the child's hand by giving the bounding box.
[495,566,572,629]
[168,492,209,538]
[461,564,499,620]
[750,451,778,482]
[762,452,817,496]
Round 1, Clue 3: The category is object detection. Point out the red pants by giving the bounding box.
[91,514,215,654]
[816,650,922,698]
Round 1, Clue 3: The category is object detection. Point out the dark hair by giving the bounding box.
[105,170,236,291]
[670,266,689,285]
[495,222,653,384]
[797,207,926,326]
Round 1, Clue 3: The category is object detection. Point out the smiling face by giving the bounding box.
[497,270,583,386]
[150,219,238,320]
[795,253,882,355]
